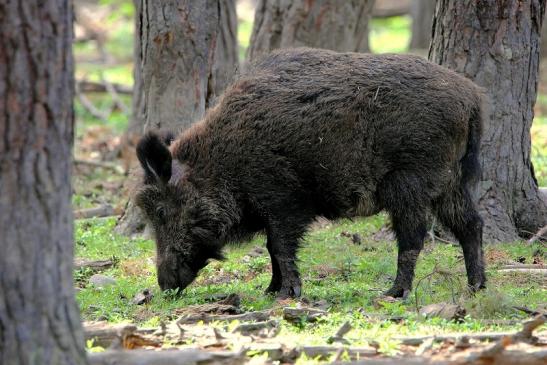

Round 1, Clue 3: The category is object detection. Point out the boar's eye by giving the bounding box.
[156,206,167,222]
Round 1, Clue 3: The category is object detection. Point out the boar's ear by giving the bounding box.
[136,132,172,184]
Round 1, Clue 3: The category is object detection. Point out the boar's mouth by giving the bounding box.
[157,262,198,293]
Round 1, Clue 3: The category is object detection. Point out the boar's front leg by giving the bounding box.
[265,216,310,298]
[265,237,282,294]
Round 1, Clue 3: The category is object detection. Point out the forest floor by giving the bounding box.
[73,2,546,364]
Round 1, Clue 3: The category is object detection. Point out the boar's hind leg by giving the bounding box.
[378,173,428,298]
[433,188,486,292]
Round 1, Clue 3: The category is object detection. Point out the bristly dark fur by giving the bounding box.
[135,48,486,298]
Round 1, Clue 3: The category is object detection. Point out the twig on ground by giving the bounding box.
[515,314,546,341]
[327,321,352,344]
[392,314,546,347]
[176,310,271,325]
[88,349,243,365]
[283,306,327,323]
[74,204,115,219]
[75,81,110,122]
[74,258,114,271]
[102,75,130,114]
[76,79,133,95]
[415,337,434,356]
[232,319,279,335]
[513,306,545,317]
[74,159,125,173]
[498,268,547,275]
[528,225,547,243]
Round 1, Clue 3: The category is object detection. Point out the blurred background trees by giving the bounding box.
[247,0,375,61]
[72,0,547,241]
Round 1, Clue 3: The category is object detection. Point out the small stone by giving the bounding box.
[89,274,116,288]
[132,289,153,305]
[419,302,466,322]
[248,246,266,257]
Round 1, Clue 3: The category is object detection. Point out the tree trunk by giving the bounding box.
[429,0,547,242]
[409,0,435,50]
[213,0,239,99]
[0,1,87,364]
[247,0,375,62]
[116,0,238,235]
[139,0,236,132]
[126,0,238,137]
[541,14,547,56]
[125,0,146,138]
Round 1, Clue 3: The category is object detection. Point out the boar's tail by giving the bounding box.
[460,100,484,189]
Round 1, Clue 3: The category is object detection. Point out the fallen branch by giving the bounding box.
[232,319,278,335]
[391,314,546,346]
[528,224,547,243]
[84,323,155,348]
[513,306,545,317]
[74,204,115,219]
[283,306,327,323]
[77,79,133,95]
[390,332,522,347]
[74,258,114,272]
[75,81,110,122]
[327,321,352,344]
[176,310,271,325]
[500,264,546,269]
[74,159,125,173]
[88,349,243,365]
[286,345,376,361]
[102,76,130,114]
[497,268,547,275]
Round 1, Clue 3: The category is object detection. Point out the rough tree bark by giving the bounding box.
[0,1,87,364]
[125,0,146,138]
[126,0,238,136]
[116,0,238,235]
[139,0,237,132]
[429,0,547,242]
[247,0,376,62]
[409,0,435,50]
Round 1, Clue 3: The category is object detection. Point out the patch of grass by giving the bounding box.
[74,216,546,342]
[531,115,547,186]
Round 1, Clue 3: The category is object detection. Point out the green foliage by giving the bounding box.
[74,216,546,341]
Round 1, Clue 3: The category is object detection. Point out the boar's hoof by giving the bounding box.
[265,280,282,295]
[276,284,302,299]
[384,286,410,299]
[467,281,486,294]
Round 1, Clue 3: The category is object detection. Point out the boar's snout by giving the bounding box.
[157,258,197,293]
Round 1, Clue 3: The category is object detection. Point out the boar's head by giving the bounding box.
[134,132,225,293]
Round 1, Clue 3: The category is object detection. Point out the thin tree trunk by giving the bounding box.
[409,0,435,50]
[127,0,239,136]
[247,0,375,62]
[213,0,239,99]
[429,0,547,242]
[139,0,234,132]
[116,0,238,235]
[0,1,87,364]
[125,0,146,138]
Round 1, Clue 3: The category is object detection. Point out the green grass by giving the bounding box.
[72,9,547,360]
[75,217,546,339]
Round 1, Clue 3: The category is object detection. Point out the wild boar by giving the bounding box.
[135,47,486,298]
